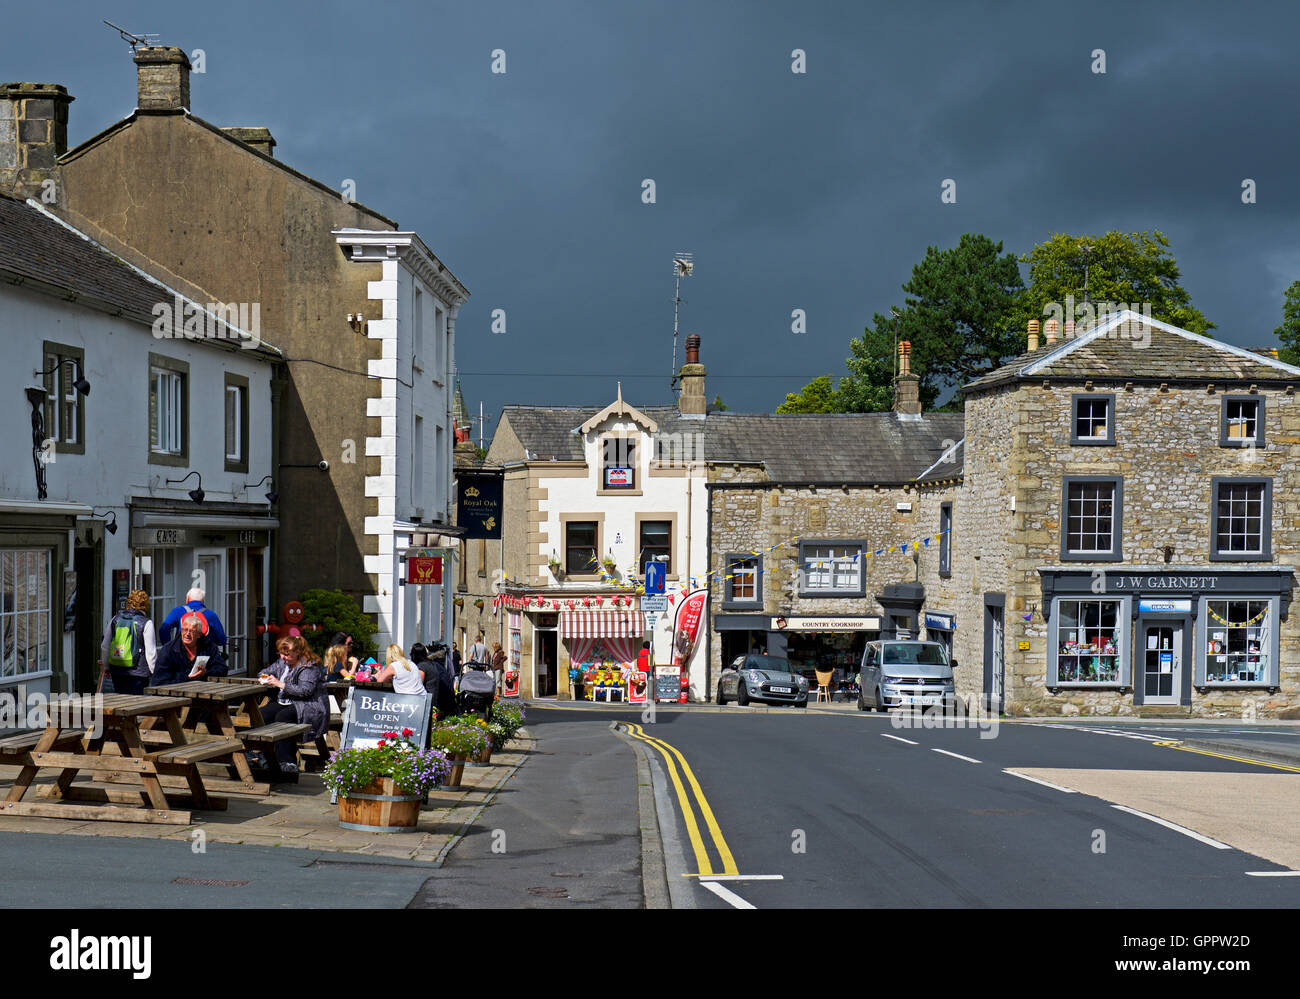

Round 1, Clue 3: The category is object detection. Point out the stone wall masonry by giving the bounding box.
[995,380,1300,718]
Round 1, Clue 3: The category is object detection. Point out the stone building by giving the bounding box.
[1,49,467,654]
[962,312,1300,718]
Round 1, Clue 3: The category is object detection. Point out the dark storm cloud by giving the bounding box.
[7,0,1299,424]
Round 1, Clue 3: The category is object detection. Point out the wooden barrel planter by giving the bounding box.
[467,737,493,767]
[442,755,466,787]
[337,777,421,832]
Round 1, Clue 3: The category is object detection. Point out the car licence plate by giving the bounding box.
[771,685,792,693]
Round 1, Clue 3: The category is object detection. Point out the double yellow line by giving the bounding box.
[623,722,738,876]
[1153,740,1300,773]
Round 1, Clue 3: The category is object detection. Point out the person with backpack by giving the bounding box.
[157,587,227,646]
[98,590,157,695]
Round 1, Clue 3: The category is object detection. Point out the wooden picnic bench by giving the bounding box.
[0,694,230,825]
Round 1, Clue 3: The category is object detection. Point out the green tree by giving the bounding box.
[300,588,378,661]
[710,394,729,412]
[1020,230,1214,335]
[839,233,1026,411]
[776,374,841,413]
[1275,279,1300,366]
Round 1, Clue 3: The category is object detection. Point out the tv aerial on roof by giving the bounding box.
[103,20,161,52]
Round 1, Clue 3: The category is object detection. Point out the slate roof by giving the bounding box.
[500,404,965,483]
[964,311,1300,394]
[0,193,279,356]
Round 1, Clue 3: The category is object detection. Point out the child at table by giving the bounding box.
[323,643,358,682]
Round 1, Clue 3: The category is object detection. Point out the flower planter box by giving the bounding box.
[337,777,421,833]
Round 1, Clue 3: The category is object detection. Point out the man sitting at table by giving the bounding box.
[154,611,229,686]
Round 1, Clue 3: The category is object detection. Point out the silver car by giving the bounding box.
[716,654,809,707]
[858,640,957,712]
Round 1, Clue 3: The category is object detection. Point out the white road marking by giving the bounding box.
[1022,722,1162,742]
[881,734,918,745]
[701,879,757,909]
[1111,805,1232,850]
[686,874,784,881]
[1244,870,1300,877]
[1003,769,1077,793]
[932,748,981,764]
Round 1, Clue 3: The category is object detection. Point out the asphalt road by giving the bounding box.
[526,705,1300,909]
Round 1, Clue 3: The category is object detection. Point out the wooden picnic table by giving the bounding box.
[144,680,276,791]
[0,693,236,825]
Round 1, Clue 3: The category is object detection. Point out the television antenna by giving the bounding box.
[103,20,160,52]
[670,252,694,390]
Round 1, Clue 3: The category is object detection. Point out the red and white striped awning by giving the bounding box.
[561,608,642,638]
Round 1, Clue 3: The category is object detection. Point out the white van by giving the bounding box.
[858,640,957,712]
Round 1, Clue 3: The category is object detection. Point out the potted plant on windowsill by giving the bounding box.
[323,729,451,832]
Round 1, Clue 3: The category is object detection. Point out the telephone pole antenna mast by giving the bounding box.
[670,253,693,391]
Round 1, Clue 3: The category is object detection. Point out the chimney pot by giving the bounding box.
[1044,318,1059,345]
[685,333,700,365]
[894,340,921,415]
[1064,319,1076,338]
[1027,319,1040,352]
[134,46,191,112]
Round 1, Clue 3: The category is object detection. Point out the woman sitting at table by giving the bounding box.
[323,643,358,682]
[153,611,228,686]
[372,643,426,695]
[257,635,329,775]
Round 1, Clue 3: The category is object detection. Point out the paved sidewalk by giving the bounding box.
[0,733,534,863]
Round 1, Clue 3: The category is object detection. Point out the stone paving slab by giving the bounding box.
[1014,768,1300,870]
[0,733,534,862]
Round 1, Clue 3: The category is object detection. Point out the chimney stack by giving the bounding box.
[134,46,191,112]
[1027,319,1040,351]
[223,127,276,158]
[1044,319,1059,345]
[678,333,706,417]
[894,340,921,415]
[0,83,73,199]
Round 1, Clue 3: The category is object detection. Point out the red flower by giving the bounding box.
[402,727,413,737]
[377,740,387,747]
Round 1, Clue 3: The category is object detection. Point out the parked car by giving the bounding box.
[716,654,809,707]
[858,640,957,711]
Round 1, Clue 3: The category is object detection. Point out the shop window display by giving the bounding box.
[1204,600,1270,683]
[1056,599,1121,682]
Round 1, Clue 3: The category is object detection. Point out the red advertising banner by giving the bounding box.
[628,670,648,704]
[407,556,442,585]
[672,589,708,666]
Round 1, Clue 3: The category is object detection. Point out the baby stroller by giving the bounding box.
[457,662,496,721]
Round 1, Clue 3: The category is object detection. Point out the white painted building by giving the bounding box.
[333,229,469,652]
[0,195,278,712]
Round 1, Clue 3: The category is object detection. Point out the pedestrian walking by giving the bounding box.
[158,587,227,646]
[490,641,507,691]
[99,589,157,695]
[451,642,462,674]
[469,633,488,666]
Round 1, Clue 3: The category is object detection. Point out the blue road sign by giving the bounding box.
[645,561,666,595]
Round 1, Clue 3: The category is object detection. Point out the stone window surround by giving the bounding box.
[147,351,189,467]
[1069,392,1116,446]
[1219,394,1265,449]
[797,539,868,598]
[1209,476,1272,562]
[559,511,605,579]
[41,340,86,456]
[722,553,763,609]
[1060,475,1123,562]
[635,511,679,580]
[597,432,640,496]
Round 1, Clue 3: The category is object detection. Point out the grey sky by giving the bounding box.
[8,1,1300,436]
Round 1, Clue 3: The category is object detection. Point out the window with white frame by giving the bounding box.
[150,365,186,457]
[0,549,53,678]
[799,543,863,595]
[1071,395,1114,444]
[141,548,177,627]
[1221,397,1263,448]
[1063,478,1122,559]
[1055,598,1122,683]
[224,377,248,472]
[725,555,761,604]
[42,343,85,453]
[226,547,247,674]
[1212,480,1269,558]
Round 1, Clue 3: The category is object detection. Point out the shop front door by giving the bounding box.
[1140,622,1183,705]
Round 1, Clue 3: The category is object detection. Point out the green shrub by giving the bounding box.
[299,588,378,661]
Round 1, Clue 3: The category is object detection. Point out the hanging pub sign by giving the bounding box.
[407,556,442,585]
[457,471,504,539]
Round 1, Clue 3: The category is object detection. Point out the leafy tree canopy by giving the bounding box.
[776,375,841,413]
[1274,279,1300,366]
